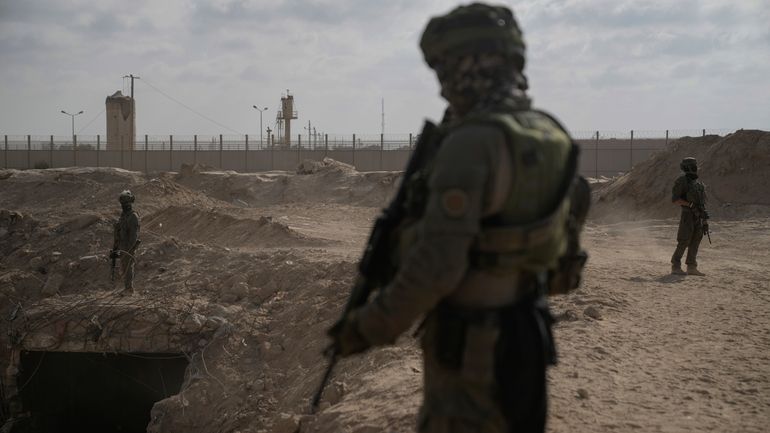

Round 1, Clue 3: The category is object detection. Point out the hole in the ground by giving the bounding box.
[17,351,188,433]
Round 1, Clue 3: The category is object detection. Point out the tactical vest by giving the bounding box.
[400,109,578,275]
[468,110,576,273]
[682,176,706,208]
[115,210,140,250]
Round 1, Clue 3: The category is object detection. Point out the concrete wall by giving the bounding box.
[3,138,669,176]
[575,138,668,177]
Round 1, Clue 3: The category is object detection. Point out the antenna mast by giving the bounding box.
[381,98,385,135]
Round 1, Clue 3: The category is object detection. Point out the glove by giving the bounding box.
[327,311,371,357]
[703,210,710,220]
[109,250,121,259]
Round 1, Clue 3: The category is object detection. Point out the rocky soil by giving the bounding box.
[1,140,768,433]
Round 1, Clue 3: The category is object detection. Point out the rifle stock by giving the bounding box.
[311,120,439,413]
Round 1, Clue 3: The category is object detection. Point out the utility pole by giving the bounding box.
[119,74,139,151]
[381,98,385,135]
[122,74,140,99]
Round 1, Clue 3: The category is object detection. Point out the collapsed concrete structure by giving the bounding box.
[106,91,136,151]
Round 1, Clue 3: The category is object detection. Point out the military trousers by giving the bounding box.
[671,208,703,267]
[417,296,554,433]
[119,252,136,290]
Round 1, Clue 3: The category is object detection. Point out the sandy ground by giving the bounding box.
[1,160,768,433]
[276,211,770,433]
[547,218,770,433]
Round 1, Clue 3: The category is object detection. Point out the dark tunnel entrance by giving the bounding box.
[16,351,188,433]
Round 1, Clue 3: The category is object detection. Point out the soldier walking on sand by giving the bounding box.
[671,157,708,276]
[111,190,141,294]
[327,3,590,432]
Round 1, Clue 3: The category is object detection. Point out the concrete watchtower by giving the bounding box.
[276,90,298,145]
[105,91,135,150]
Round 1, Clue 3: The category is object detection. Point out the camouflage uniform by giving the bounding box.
[112,190,140,292]
[331,4,589,433]
[671,158,707,274]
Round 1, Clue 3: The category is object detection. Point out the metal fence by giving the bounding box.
[0,133,419,152]
[2,129,734,175]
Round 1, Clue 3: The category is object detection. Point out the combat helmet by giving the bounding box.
[680,157,698,174]
[118,190,135,204]
[419,3,526,71]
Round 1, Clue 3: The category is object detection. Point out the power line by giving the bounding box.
[77,109,105,134]
[138,77,243,135]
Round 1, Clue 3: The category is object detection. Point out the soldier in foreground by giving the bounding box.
[671,157,708,276]
[325,3,589,432]
[110,190,141,295]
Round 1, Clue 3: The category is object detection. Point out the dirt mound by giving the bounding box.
[175,158,400,208]
[143,206,327,249]
[592,130,770,221]
[178,162,218,178]
[2,161,769,432]
[296,157,356,175]
[0,168,225,223]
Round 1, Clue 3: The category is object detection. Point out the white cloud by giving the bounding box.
[0,0,768,137]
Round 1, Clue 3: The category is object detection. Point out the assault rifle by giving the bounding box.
[110,252,117,281]
[311,120,439,413]
[110,221,120,282]
[698,206,711,245]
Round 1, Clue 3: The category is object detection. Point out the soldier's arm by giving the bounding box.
[356,124,503,345]
[126,213,140,250]
[672,177,689,206]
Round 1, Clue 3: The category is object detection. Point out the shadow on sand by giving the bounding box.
[655,273,688,284]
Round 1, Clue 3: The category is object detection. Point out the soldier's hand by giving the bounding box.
[327,311,370,357]
[703,210,710,220]
[109,250,121,259]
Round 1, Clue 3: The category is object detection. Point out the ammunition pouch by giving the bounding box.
[547,250,587,295]
[548,175,590,295]
[470,203,568,270]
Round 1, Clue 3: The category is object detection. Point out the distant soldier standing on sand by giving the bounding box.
[111,190,141,294]
[327,3,589,432]
[671,157,708,276]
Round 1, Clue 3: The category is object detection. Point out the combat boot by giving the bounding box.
[686,266,705,276]
[671,264,687,275]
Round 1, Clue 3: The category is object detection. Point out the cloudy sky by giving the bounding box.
[1,0,768,138]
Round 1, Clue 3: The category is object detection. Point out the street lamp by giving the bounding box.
[60,110,84,143]
[252,106,268,146]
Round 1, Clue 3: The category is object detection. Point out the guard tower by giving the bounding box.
[276,90,298,145]
[105,91,135,150]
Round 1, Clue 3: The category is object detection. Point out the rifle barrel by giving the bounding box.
[311,352,338,413]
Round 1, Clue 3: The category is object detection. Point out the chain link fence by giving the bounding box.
[2,129,735,174]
